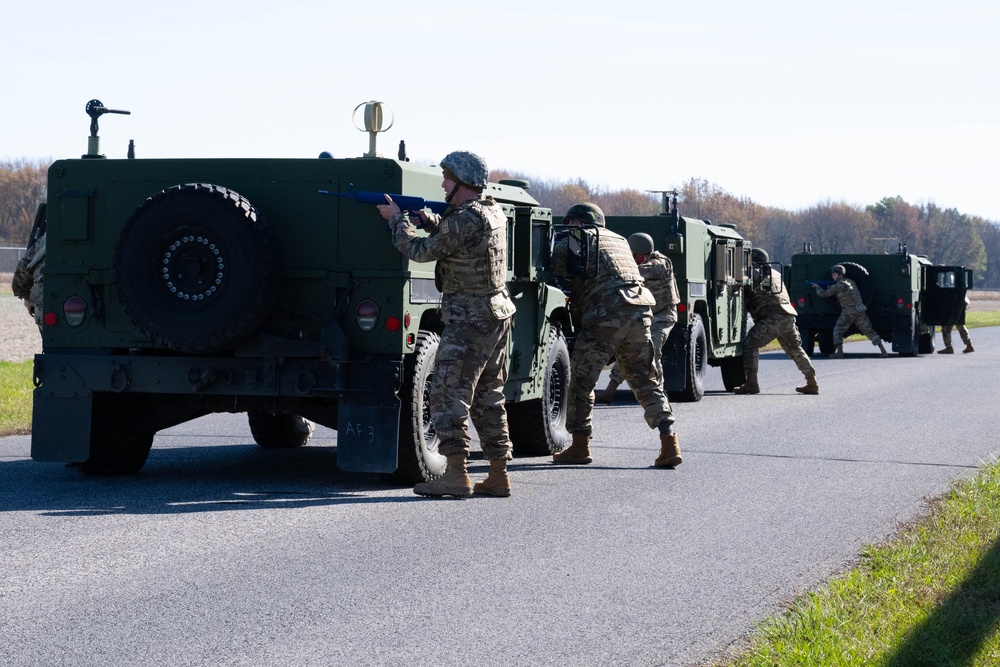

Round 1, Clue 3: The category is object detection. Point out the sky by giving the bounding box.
[2,0,999,220]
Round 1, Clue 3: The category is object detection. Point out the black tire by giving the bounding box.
[509,326,571,456]
[248,411,315,448]
[393,331,447,484]
[818,328,835,356]
[670,313,707,402]
[719,356,746,392]
[114,183,280,353]
[80,394,154,476]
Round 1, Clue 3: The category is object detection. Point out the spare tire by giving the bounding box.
[115,183,280,353]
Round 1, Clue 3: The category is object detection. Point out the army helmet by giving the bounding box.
[440,151,489,190]
[830,264,846,275]
[628,232,655,255]
[750,248,769,264]
[564,202,605,227]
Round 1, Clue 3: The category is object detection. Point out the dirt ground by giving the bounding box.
[1,273,998,363]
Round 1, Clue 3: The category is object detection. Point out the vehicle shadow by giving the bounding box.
[0,442,431,516]
[879,534,1000,666]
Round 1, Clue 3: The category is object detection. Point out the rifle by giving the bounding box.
[318,184,450,215]
[805,280,835,288]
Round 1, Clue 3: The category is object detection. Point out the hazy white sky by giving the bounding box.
[3,0,998,219]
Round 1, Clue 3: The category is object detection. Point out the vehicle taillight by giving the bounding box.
[798,297,806,308]
[355,299,379,332]
[63,295,87,327]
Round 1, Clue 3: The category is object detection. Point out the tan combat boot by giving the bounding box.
[795,372,819,395]
[553,432,593,465]
[877,341,888,357]
[831,344,844,359]
[938,346,954,354]
[654,432,682,468]
[594,382,620,405]
[473,458,511,497]
[413,454,473,497]
[734,372,759,395]
[963,343,975,353]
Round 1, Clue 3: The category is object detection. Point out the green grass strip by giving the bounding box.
[0,360,33,435]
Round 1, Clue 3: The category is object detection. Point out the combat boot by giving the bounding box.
[413,454,473,497]
[734,372,759,395]
[831,345,844,359]
[594,382,620,405]
[963,343,975,353]
[795,373,819,395]
[553,432,593,465]
[938,346,954,354]
[877,341,888,357]
[473,458,511,497]
[654,432,682,468]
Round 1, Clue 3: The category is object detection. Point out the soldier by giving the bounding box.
[375,151,516,498]
[596,232,679,403]
[10,231,46,332]
[938,295,974,354]
[812,264,888,358]
[551,203,681,469]
[734,248,818,395]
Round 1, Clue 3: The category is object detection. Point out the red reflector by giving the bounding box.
[404,313,411,328]
[43,312,58,327]
[386,316,401,332]
[677,303,687,313]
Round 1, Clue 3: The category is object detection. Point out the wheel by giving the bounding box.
[248,411,315,448]
[509,326,571,456]
[114,183,280,353]
[719,356,746,392]
[392,331,447,484]
[669,313,707,402]
[817,329,835,356]
[80,394,154,476]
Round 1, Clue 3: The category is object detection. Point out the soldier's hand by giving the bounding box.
[376,194,401,221]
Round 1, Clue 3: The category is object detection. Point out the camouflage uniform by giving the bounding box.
[940,295,974,353]
[10,233,45,330]
[745,265,814,377]
[815,277,883,346]
[608,250,679,387]
[553,230,674,435]
[388,196,515,461]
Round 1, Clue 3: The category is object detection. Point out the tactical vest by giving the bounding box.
[640,251,681,311]
[747,266,796,318]
[835,278,865,312]
[572,229,651,310]
[435,198,508,295]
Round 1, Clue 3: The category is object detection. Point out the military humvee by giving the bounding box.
[568,191,752,401]
[785,244,972,356]
[30,101,572,481]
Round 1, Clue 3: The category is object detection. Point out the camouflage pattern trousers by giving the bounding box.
[743,313,815,377]
[834,311,882,346]
[567,310,674,434]
[608,309,676,387]
[941,323,972,348]
[430,316,513,461]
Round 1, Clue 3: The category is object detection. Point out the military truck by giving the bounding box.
[567,191,752,401]
[785,244,972,356]
[30,100,572,482]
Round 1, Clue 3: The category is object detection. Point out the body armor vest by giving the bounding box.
[640,251,680,312]
[572,230,650,310]
[435,198,508,295]
[747,266,796,318]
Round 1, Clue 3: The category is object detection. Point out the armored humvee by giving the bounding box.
[569,191,752,401]
[785,244,972,356]
[30,101,572,481]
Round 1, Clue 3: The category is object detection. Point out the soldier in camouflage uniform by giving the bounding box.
[813,264,888,358]
[938,295,974,354]
[10,231,46,332]
[551,203,681,469]
[376,150,516,498]
[733,248,818,395]
[596,232,679,403]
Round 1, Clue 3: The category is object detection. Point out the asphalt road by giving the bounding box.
[2,329,998,667]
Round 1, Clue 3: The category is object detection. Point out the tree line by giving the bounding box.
[3,160,999,288]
